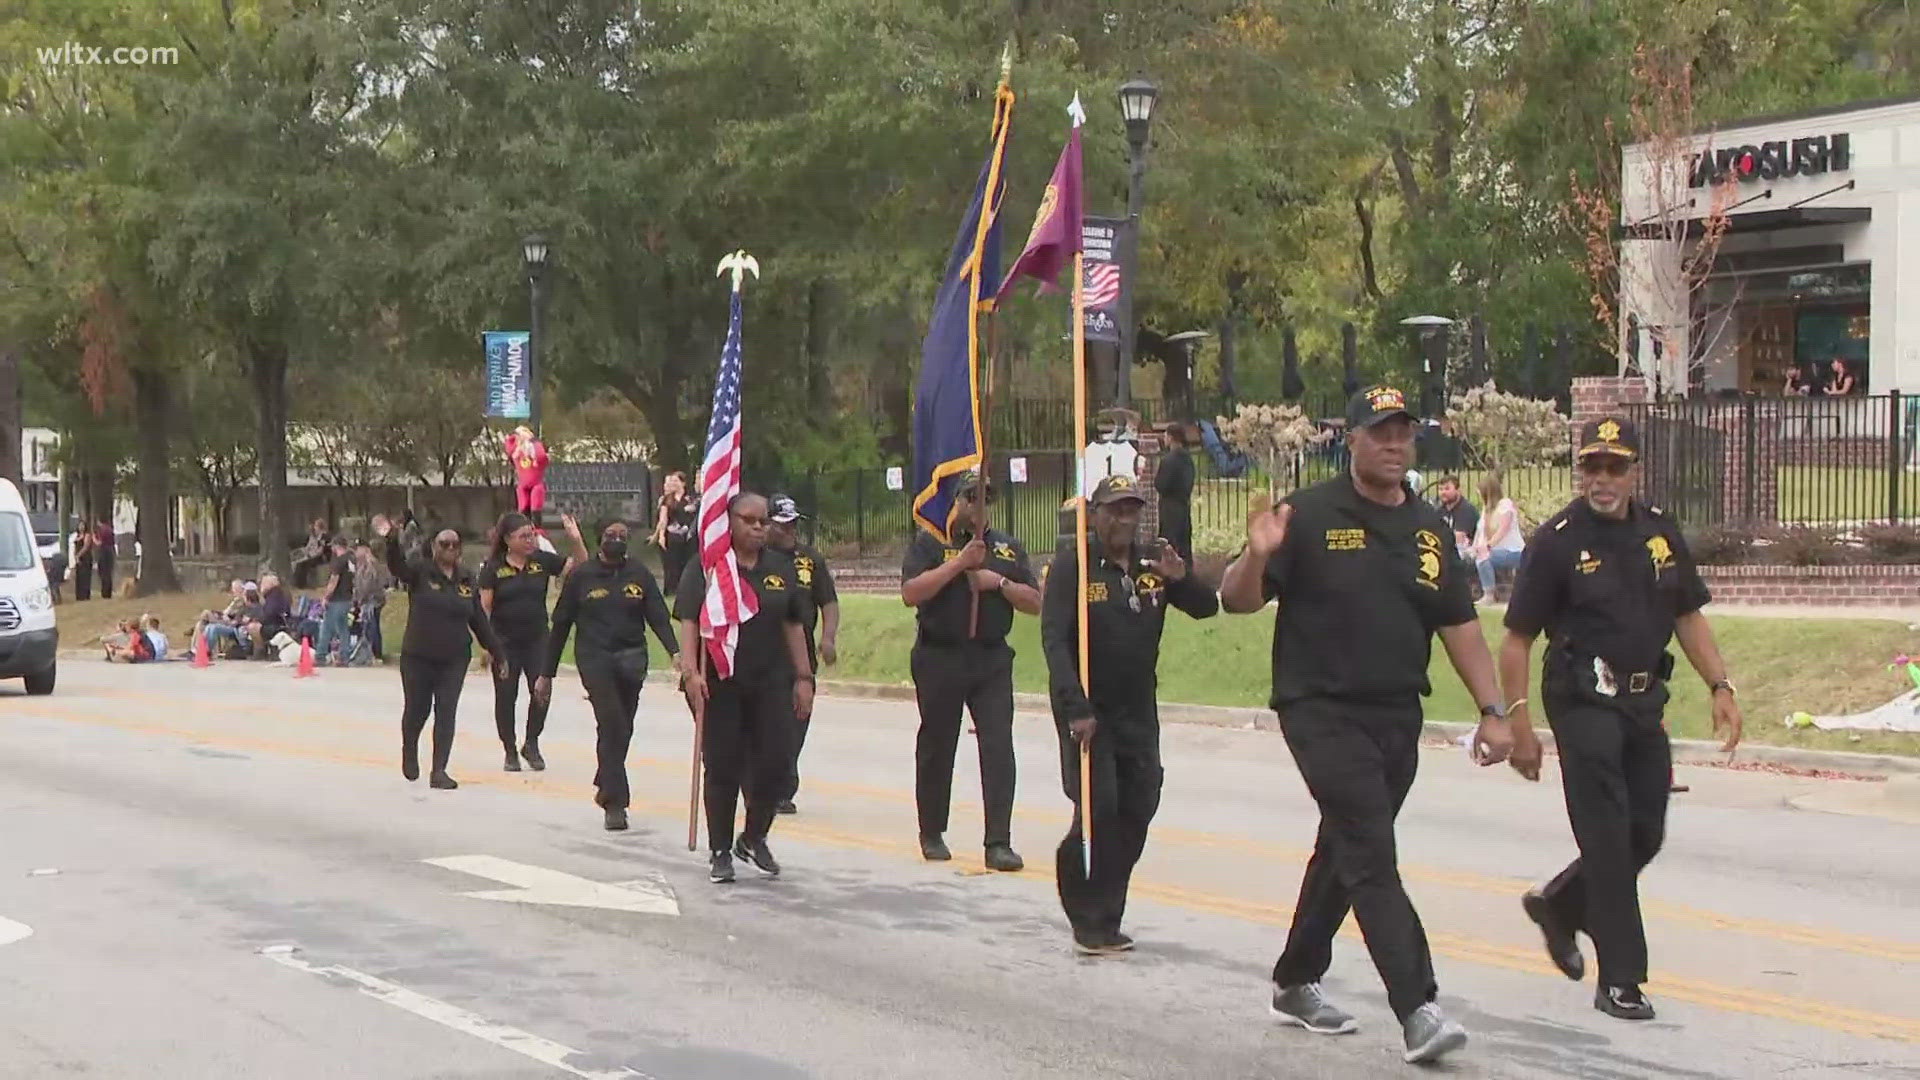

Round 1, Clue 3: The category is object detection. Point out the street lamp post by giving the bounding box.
[521,233,550,434]
[1116,76,1159,411]
[1400,315,1454,420]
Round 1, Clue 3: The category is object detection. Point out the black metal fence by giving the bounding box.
[1623,393,1920,527]
[778,439,1578,562]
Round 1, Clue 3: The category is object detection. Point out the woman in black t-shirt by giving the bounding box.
[479,511,588,772]
[653,471,698,593]
[374,514,504,790]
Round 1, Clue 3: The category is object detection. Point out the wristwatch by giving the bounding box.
[1479,703,1505,720]
[1710,678,1736,696]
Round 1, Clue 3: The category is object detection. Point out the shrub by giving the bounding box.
[1760,526,1861,567]
[1857,523,1920,563]
[1685,525,1757,566]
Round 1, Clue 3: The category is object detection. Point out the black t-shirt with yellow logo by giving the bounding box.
[544,555,678,676]
[787,542,839,669]
[479,549,570,639]
[384,541,502,664]
[1261,475,1475,710]
[673,547,813,684]
[900,529,1034,647]
[1504,497,1710,676]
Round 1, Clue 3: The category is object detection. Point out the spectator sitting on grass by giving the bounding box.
[192,580,248,652]
[256,573,294,658]
[105,618,157,663]
[1473,476,1525,605]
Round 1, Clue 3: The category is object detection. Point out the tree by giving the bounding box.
[1215,401,1321,499]
[172,356,258,554]
[1569,47,1737,399]
[1444,383,1568,480]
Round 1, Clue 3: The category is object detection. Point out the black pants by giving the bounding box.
[662,544,693,598]
[579,651,647,810]
[1160,505,1193,566]
[1272,697,1436,1022]
[1540,691,1671,987]
[96,557,114,599]
[911,643,1017,847]
[492,630,551,749]
[1055,711,1163,937]
[702,677,796,853]
[400,654,468,775]
[74,556,92,602]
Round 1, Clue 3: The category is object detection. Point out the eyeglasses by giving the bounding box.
[1578,459,1632,478]
[434,538,460,549]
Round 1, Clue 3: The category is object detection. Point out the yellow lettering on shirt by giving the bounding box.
[1086,581,1109,603]
[586,587,611,600]
[496,566,517,578]
[1324,528,1366,551]
[428,581,443,591]
[941,548,958,562]
[1577,550,1602,575]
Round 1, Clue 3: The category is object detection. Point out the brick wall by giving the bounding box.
[1779,436,1885,469]
[1699,564,1920,607]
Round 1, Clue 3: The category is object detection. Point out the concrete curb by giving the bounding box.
[63,652,1919,777]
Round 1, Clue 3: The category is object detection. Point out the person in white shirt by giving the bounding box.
[1473,476,1526,603]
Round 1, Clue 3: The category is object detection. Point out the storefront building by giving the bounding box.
[1619,95,1920,400]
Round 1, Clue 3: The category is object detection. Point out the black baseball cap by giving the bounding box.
[1089,474,1147,507]
[768,494,804,524]
[1576,416,1641,462]
[1346,385,1416,430]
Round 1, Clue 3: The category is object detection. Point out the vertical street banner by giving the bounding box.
[483,331,532,419]
[1080,216,1124,344]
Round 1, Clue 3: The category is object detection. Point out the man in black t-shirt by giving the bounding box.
[900,469,1042,872]
[315,537,356,666]
[1218,386,1512,1065]
[1498,416,1744,1023]
[766,493,839,814]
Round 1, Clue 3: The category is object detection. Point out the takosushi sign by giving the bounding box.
[1688,132,1852,189]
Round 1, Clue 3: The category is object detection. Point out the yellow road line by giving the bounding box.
[25,697,1920,1045]
[70,682,1920,966]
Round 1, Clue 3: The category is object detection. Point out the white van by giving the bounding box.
[0,479,57,694]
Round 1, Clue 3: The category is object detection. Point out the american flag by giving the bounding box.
[1084,260,1121,308]
[696,289,757,678]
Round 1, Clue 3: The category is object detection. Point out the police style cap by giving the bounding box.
[1088,474,1147,507]
[1576,416,1641,462]
[768,493,804,524]
[1346,385,1416,430]
[955,467,996,502]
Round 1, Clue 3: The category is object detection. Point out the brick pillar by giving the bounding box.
[1703,401,1781,523]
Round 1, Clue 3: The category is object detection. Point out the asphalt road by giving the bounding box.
[3,658,1918,1079]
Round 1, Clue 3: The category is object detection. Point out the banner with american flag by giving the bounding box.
[1080,215,1125,344]
[696,287,757,678]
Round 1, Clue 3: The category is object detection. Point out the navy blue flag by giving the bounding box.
[911,82,1014,543]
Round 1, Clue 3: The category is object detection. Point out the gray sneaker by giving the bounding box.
[1401,1003,1468,1064]
[1268,982,1358,1035]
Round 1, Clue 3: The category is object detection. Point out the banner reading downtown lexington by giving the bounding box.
[483,331,532,419]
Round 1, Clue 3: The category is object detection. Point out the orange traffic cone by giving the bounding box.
[294,636,317,678]
[191,633,212,669]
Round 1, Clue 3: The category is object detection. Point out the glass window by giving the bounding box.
[0,513,35,571]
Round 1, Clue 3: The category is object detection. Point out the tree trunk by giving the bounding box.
[250,340,292,574]
[0,347,22,488]
[130,366,182,593]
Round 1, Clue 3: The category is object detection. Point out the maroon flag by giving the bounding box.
[995,96,1086,301]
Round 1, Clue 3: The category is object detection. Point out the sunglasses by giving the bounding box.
[1578,458,1632,478]
[434,538,461,548]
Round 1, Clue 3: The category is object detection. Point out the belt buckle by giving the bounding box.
[1628,672,1651,694]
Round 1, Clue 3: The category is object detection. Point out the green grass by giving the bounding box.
[111,589,1920,757]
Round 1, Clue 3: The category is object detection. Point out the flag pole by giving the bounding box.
[968,50,1014,637]
[1072,248,1093,880]
[688,647,706,851]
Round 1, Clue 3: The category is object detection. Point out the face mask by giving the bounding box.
[600,538,628,561]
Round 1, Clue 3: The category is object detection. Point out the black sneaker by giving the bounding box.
[1073,930,1124,956]
[429,771,459,791]
[709,851,735,884]
[740,836,780,877]
[776,800,797,815]
[504,748,522,773]
[920,834,952,862]
[521,742,545,771]
[401,742,419,782]
[1595,985,1656,1021]
[604,807,629,832]
[1522,890,1586,981]
[1107,931,1135,952]
[984,844,1024,872]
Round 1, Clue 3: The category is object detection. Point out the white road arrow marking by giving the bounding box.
[424,856,678,916]
[0,916,31,947]
[267,952,656,1080]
